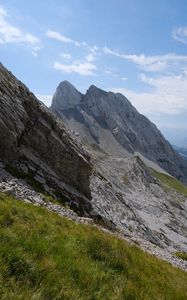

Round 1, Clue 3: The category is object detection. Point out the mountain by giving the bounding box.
[51,81,187,184]
[0,63,93,215]
[0,64,187,271]
[50,79,187,254]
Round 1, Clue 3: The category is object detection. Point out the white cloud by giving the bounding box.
[104,70,113,75]
[112,73,187,115]
[0,7,7,17]
[53,60,97,76]
[47,30,98,76]
[46,30,99,56]
[37,94,52,107]
[60,53,71,60]
[172,26,187,45]
[88,45,99,54]
[46,30,91,48]
[103,46,187,72]
[46,30,77,45]
[104,68,119,78]
[85,53,95,62]
[0,6,41,55]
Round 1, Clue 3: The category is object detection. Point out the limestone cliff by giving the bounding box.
[0,63,92,213]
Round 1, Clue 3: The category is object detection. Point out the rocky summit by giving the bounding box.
[51,80,187,183]
[0,63,187,270]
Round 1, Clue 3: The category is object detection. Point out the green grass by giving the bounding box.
[0,193,187,300]
[151,169,187,196]
[175,252,187,261]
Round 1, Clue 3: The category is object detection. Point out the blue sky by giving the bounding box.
[0,0,187,145]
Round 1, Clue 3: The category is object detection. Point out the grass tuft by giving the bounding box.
[175,252,187,261]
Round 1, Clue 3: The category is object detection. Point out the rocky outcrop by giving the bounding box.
[89,153,187,252]
[51,81,187,183]
[0,63,93,214]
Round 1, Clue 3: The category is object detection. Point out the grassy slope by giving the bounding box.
[176,252,187,261]
[0,193,187,300]
[151,169,187,196]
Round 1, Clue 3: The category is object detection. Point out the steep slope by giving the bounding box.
[51,81,187,183]
[0,63,92,214]
[1,193,187,299]
[89,152,187,252]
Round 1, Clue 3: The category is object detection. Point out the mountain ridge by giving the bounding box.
[51,80,187,184]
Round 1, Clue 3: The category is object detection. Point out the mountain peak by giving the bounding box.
[51,80,83,110]
[58,80,77,90]
[86,84,108,96]
[88,84,98,90]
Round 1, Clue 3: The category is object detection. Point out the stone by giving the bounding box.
[0,63,93,214]
[51,81,187,184]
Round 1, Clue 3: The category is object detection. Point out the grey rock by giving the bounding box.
[50,79,187,257]
[90,154,187,253]
[0,63,93,214]
[51,82,187,183]
[52,80,83,110]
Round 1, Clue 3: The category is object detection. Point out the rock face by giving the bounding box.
[1,64,187,262]
[0,63,93,213]
[89,153,187,252]
[51,82,187,183]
